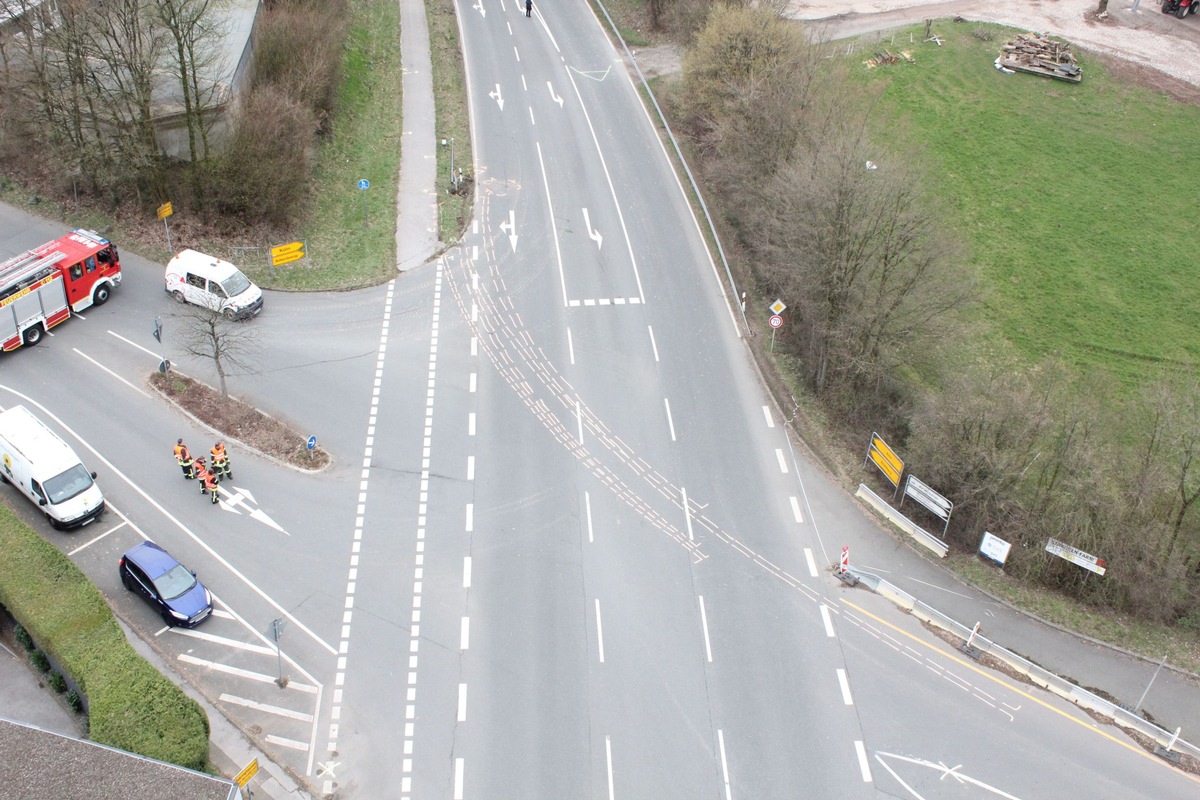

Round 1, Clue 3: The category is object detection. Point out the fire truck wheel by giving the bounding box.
[22,325,43,346]
[172,290,186,304]
[92,284,111,306]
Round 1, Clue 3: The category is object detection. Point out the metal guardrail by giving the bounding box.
[855,483,948,557]
[847,566,1200,764]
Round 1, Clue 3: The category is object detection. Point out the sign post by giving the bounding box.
[156,201,174,252]
[270,619,288,688]
[234,758,259,792]
[357,178,370,221]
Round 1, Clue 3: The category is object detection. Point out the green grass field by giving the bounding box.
[855,24,1200,383]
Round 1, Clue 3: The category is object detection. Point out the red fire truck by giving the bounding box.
[0,229,121,351]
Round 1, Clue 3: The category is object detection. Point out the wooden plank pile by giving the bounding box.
[998,33,1082,83]
[864,49,915,69]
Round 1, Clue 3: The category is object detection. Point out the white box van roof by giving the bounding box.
[0,406,81,476]
[166,249,238,279]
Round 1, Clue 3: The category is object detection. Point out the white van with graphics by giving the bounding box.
[164,249,263,320]
[0,405,105,529]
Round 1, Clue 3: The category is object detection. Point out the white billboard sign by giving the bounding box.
[979,531,1011,565]
[1045,538,1107,576]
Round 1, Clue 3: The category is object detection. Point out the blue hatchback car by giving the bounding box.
[119,541,213,628]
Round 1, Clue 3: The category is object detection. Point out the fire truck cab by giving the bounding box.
[0,229,122,351]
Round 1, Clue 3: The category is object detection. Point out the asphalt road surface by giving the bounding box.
[0,0,1197,798]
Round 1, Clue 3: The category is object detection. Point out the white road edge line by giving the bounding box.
[855,740,873,782]
[837,668,853,705]
[717,729,732,800]
[595,598,605,663]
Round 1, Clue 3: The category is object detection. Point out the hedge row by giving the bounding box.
[0,504,210,770]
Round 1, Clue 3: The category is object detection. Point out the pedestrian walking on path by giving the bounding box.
[210,442,232,482]
[174,439,194,479]
[526,0,532,16]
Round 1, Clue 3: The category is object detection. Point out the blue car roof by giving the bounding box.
[123,541,179,580]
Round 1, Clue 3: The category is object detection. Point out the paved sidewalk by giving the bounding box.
[0,640,80,737]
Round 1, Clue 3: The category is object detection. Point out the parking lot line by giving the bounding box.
[170,627,277,656]
[266,734,311,752]
[67,519,128,556]
[219,693,315,722]
[178,653,317,693]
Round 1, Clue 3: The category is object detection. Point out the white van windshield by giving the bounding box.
[220,270,252,298]
[43,464,94,504]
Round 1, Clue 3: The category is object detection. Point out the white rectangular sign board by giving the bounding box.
[1045,538,1107,576]
[979,531,1011,565]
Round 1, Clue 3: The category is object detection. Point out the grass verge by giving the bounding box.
[429,0,474,244]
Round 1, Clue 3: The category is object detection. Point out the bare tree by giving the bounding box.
[177,303,259,398]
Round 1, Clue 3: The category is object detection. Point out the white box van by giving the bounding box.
[0,406,105,529]
[164,249,263,320]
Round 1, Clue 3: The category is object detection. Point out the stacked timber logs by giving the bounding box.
[998,33,1082,83]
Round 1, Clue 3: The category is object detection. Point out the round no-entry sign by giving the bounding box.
[769,315,783,329]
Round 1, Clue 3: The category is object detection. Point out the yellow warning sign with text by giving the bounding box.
[270,241,305,267]
[156,201,173,219]
[234,758,259,787]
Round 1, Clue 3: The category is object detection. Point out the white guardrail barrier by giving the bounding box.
[846,566,1200,764]
[855,483,949,558]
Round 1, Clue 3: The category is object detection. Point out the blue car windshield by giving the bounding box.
[43,464,94,504]
[153,564,198,600]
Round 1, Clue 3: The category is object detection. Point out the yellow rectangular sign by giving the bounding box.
[156,201,173,219]
[270,241,304,258]
[234,758,259,787]
[271,249,306,267]
[867,433,904,487]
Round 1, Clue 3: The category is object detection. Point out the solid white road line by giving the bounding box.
[664,397,676,441]
[219,693,314,722]
[178,654,317,692]
[698,596,713,663]
[820,605,836,638]
[595,599,605,663]
[266,734,310,751]
[717,729,732,800]
[457,683,468,722]
[837,668,853,705]
[170,627,277,656]
[73,348,150,398]
[855,740,873,782]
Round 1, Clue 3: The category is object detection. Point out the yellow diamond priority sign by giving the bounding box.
[769,299,786,315]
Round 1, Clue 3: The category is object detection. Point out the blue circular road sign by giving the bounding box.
[307,435,317,451]
[357,179,370,190]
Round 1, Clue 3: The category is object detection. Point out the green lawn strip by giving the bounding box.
[0,506,210,769]
[428,0,473,243]
[255,0,404,291]
[854,22,1200,383]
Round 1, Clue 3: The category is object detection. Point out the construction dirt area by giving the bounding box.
[629,0,1200,101]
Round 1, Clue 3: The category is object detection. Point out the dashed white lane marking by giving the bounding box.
[854,741,873,782]
[468,412,476,435]
[762,405,773,427]
[463,556,473,588]
[568,296,643,307]
[698,596,713,663]
[717,729,732,800]
[664,397,676,441]
[820,604,835,638]
[467,456,475,480]
[469,372,477,392]
[584,491,594,543]
[454,757,465,799]
[681,486,694,541]
[457,684,468,722]
[461,617,470,650]
[648,325,660,361]
[775,448,788,473]
[605,735,616,800]
[836,669,854,705]
[595,598,606,663]
[789,496,804,524]
[805,548,818,577]
[220,693,315,722]
[567,327,575,364]
[465,503,474,532]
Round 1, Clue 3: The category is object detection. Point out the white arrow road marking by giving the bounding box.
[489,84,504,110]
[498,209,518,252]
[472,0,485,16]
[582,208,603,250]
[218,485,289,535]
[547,81,563,107]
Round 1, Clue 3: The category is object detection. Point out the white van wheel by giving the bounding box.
[172,290,186,304]
[223,308,236,320]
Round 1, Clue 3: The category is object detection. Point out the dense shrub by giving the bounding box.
[254,0,348,130]
[0,506,210,770]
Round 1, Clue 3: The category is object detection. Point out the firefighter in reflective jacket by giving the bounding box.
[202,468,220,505]
[211,442,232,481]
[193,457,209,493]
[174,439,194,479]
